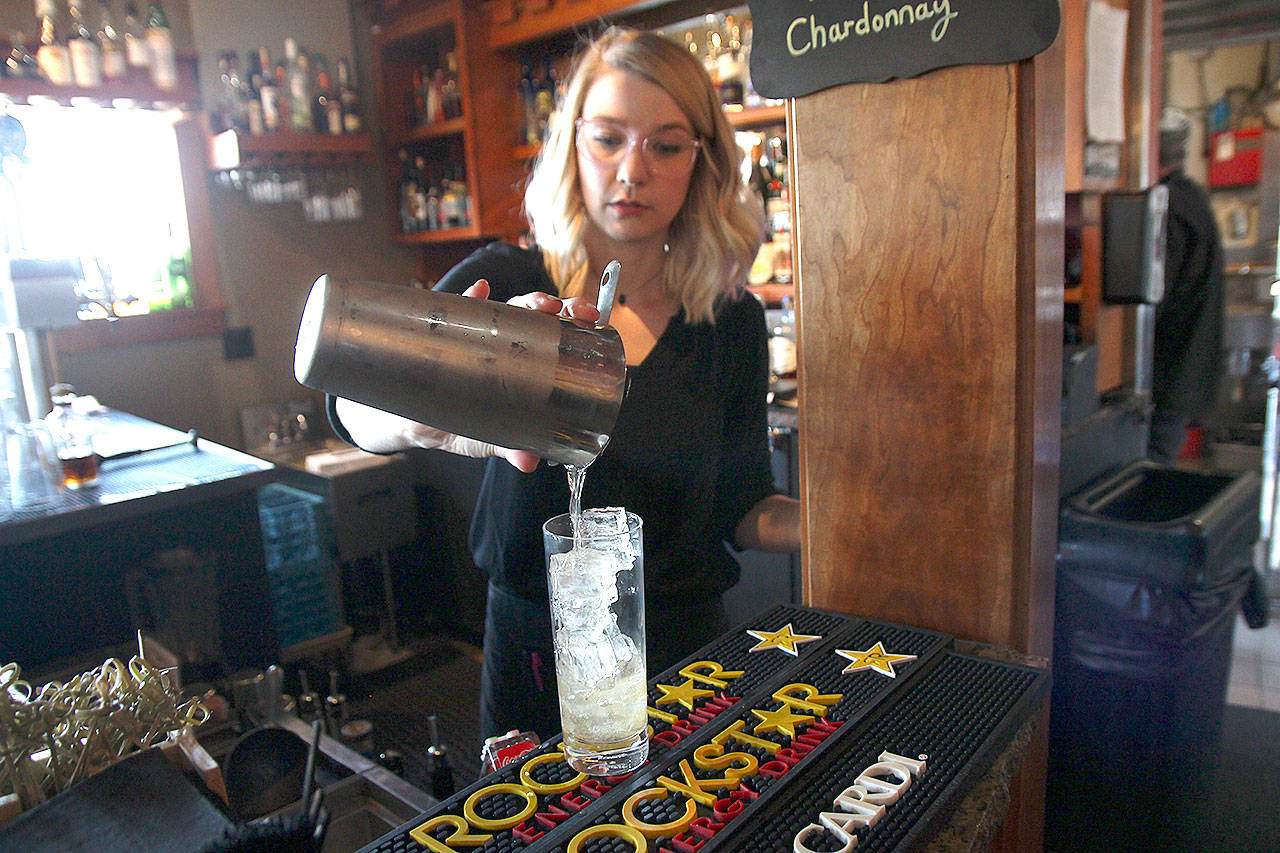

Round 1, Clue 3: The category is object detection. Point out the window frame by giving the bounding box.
[47,115,226,353]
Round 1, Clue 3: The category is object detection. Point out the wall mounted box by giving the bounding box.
[1209,128,1264,188]
[1102,185,1168,305]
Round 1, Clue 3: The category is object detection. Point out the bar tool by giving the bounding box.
[322,669,347,737]
[426,714,454,799]
[296,669,320,722]
[293,272,627,469]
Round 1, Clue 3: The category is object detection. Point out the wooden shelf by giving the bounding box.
[0,55,199,110]
[727,103,787,130]
[208,129,375,170]
[393,224,484,243]
[511,103,786,162]
[389,116,467,147]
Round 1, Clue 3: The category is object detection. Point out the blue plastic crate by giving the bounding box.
[257,484,344,648]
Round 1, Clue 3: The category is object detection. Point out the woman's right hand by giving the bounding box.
[333,398,540,472]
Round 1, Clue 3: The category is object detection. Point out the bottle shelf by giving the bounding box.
[510,103,786,162]
[0,55,199,109]
[389,116,467,148]
[208,129,375,170]
[393,224,483,243]
[727,103,786,130]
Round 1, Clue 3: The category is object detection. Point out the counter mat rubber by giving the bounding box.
[355,603,1048,853]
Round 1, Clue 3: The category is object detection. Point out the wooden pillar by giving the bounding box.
[790,30,1065,853]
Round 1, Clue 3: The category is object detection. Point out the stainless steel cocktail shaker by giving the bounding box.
[293,275,627,469]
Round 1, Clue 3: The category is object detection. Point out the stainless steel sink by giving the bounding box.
[266,716,435,852]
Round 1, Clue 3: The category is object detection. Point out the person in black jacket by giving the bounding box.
[332,28,800,740]
[1150,108,1225,461]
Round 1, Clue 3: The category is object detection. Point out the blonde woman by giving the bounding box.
[334,27,799,739]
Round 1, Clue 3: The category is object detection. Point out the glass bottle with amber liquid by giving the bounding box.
[45,384,99,489]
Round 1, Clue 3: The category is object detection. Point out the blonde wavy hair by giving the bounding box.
[523,27,764,324]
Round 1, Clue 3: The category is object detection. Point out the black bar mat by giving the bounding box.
[354,604,1046,852]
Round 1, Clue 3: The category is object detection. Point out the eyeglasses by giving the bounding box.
[575,118,702,175]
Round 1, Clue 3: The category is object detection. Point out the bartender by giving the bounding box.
[331,27,800,740]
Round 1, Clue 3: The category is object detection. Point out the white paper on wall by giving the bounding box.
[1086,1,1129,144]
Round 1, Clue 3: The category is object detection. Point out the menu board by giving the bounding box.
[747,0,1061,97]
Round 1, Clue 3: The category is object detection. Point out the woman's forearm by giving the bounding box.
[735,494,802,553]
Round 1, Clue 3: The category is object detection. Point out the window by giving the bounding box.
[3,103,194,316]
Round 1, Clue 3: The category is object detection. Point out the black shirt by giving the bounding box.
[434,242,777,604]
[1155,169,1224,416]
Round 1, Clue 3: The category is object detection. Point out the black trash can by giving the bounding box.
[1047,461,1260,852]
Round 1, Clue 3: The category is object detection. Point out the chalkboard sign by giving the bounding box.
[747,0,1060,98]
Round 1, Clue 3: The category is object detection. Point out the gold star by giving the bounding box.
[751,705,814,738]
[746,623,823,656]
[835,641,917,678]
[653,679,716,710]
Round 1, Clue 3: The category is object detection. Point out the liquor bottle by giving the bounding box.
[215,50,248,132]
[244,49,264,134]
[716,17,744,108]
[45,384,99,490]
[144,0,176,89]
[312,62,340,134]
[768,295,797,381]
[96,0,125,81]
[283,38,312,132]
[533,56,555,142]
[701,15,723,89]
[273,60,290,129]
[518,57,537,144]
[34,0,73,86]
[122,0,147,77]
[440,169,463,228]
[396,148,415,232]
[425,65,444,125]
[740,16,761,108]
[441,50,461,120]
[66,0,102,87]
[409,66,425,127]
[336,58,361,133]
[5,32,41,79]
[256,48,280,132]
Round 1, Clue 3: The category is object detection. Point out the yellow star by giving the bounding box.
[746,623,823,656]
[751,705,814,738]
[835,641,917,678]
[653,679,716,710]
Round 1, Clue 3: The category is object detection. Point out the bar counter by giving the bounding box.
[1,409,280,671]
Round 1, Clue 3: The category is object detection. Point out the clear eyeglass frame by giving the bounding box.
[574,118,702,175]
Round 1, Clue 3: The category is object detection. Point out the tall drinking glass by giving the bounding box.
[542,509,647,775]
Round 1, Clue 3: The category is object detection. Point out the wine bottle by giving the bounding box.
[144,0,175,89]
[34,0,73,85]
[441,50,461,120]
[336,57,361,133]
[244,48,264,135]
[96,0,125,81]
[283,37,312,132]
[6,32,42,79]
[311,59,340,134]
[122,0,147,76]
[67,0,102,87]
[256,47,281,132]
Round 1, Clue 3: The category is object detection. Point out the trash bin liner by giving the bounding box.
[1048,461,1259,852]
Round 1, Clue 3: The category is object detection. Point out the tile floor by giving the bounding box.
[1226,601,1280,711]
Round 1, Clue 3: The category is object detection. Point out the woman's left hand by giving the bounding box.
[464,281,601,324]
